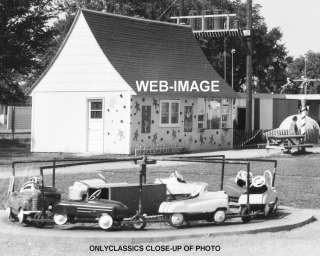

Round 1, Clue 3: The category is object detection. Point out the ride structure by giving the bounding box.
[5,155,279,230]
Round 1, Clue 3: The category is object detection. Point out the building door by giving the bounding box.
[237,108,246,130]
[254,98,260,130]
[87,99,104,152]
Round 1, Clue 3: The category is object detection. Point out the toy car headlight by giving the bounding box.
[22,199,31,209]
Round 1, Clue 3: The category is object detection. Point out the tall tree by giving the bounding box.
[196,0,288,92]
[0,0,58,104]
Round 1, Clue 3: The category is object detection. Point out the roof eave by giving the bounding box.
[27,9,82,96]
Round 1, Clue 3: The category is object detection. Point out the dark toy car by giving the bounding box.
[54,178,166,230]
[53,187,130,230]
[6,162,132,230]
[6,175,61,226]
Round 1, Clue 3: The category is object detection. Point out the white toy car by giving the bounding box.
[238,169,278,222]
[158,184,229,227]
[154,171,208,200]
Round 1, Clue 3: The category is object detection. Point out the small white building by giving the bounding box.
[29,9,236,154]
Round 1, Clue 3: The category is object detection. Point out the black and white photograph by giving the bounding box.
[0,0,320,255]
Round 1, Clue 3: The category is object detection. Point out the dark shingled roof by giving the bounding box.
[82,9,236,98]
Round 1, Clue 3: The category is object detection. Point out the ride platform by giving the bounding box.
[0,207,315,243]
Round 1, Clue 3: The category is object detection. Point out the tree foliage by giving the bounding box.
[287,51,320,80]
[0,0,58,104]
[1,0,290,102]
[195,0,288,92]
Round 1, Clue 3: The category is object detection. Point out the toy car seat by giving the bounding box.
[68,182,88,201]
[20,176,42,192]
[249,175,268,193]
[235,170,253,188]
[173,171,186,183]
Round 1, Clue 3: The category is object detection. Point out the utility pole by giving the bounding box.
[245,0,253,131]
[224,38,227,80]
[301,55,308,138]
[180,0,184,16]
[231,49,236,89]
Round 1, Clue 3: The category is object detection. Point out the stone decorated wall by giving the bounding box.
[103,92,131,154]
[129,95,233,154]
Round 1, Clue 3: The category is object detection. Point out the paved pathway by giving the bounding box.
[0,207,317,256]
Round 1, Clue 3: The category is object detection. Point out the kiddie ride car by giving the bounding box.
[155,170,229,227]
[155,157,279,226]
[5,158,149,230]
[237,168,278,222]
[6,164,61,227]
[5,157,279,230]
[190,156,279,223]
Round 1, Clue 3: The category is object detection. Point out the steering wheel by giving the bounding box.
[88,189,102,200]
[252,175,266,188]
[174,171,185,183]
[264,170,273,187]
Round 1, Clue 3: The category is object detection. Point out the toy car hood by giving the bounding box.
[159,191,228,213]
[154,174,208,196]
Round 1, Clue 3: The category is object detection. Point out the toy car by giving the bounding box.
[154,171,208,200]
[158,184,229,227]
[160,157,280,225]
[54,177,166,230]
[53,188,130,230]
[6,175,61,227]
[238,169,278,222]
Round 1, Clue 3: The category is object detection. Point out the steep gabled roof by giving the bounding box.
[30,9,236,98]
[82,9,235,98]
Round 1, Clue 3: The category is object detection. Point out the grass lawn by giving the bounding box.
[1,153,320,209]
[0,138,129,165]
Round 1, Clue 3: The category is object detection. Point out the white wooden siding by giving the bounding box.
[31,92,131,154]
[31,12,134,153]
[259,99,273,130]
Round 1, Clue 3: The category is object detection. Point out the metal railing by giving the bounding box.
[233,128,319,148]
[233,129,266,149]
[134,144,185,156]
[171,14,238,32]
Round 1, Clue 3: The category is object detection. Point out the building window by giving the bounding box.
[206,100,221,129]
[141,105,151,133]
[160,100,180,126]
[90,100,103,119]
[197,114,205,129]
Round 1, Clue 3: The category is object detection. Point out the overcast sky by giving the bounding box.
[252,0,320,57]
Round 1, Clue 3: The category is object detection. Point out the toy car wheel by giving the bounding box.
[132,216,146,230]
[264,204,272,217]
[213,210,226,224]
[169,213,184,227]
[17,208,26,225]
[33,212,46,228]
[272,198,279,214]
[5,207,16,222]
[240,206,251,223]
[54,213,68,226]
[98,214,113,230]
